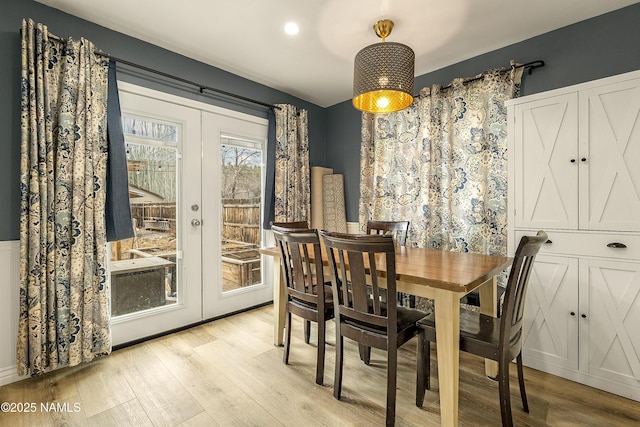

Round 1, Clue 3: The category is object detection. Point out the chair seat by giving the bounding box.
[290,284,334,312]
[399,306,430,331]
[346,305,427,335]
[416,308,501,360]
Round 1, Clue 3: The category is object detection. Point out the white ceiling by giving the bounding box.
[36,0,639,107]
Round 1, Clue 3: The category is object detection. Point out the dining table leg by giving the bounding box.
[273,261,286,346]
[434,288,461,427]
[478,277,499,378]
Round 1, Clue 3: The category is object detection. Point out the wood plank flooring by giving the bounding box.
[1,304,640,426]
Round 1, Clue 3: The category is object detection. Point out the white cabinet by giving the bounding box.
[519,231,640,400]
[511,75,640,232]
[507,70,640,401]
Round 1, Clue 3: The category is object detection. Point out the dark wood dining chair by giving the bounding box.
[271,220,314,344]
[415,230,548,427]
[366,220,409,246]
[367,220,415,307]
[272,226,333,385]
[320,231,428,427]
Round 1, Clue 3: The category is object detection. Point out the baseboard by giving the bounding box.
[0,364,25,387]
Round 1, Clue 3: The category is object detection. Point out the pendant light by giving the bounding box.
[353,19,415,113]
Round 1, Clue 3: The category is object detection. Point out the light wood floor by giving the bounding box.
[1,304,639,426]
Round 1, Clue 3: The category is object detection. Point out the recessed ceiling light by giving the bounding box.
[284,22,299,35]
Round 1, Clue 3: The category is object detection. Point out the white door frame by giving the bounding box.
[112,82,272,345]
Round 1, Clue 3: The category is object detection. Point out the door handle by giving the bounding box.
[191,219,202,227]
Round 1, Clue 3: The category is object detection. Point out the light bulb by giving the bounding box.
[284,22,299,35]
[376,97,390,109]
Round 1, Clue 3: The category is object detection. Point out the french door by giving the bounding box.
[110,83,271,345]
[202,111,272,318]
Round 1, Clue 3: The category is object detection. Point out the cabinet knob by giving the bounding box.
[570,159,576,163]
[581,314,587,319]
[581,157,587,162]
[570,311,576,316]
[545,239,552,244]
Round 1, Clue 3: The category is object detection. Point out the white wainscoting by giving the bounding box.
[0,240,24,386]
[346,222,360,234]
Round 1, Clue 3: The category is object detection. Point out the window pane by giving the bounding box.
[110,116,179,317]
[220,141,263,292]
[122,116,178,142]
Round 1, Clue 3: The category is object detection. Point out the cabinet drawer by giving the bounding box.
[515,230,640,261]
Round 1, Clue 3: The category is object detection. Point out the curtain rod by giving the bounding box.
[41,31,280,111]
[437,60,545,91]
[100,52,281,110]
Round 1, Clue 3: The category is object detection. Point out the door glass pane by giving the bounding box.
[220,136,263,293]
[109,116,179,317]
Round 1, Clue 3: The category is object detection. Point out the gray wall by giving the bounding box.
[3,1,640,238]
[326,3,640,222]
[0,0,328,241]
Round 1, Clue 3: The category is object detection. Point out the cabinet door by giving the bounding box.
[523,254,579,370]
[580,77,640,231]
[513,93,579,229]
[580,258,640,391]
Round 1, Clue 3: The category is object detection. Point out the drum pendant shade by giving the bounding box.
[353,20,414,113]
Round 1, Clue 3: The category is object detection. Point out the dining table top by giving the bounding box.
[259,243,512,293]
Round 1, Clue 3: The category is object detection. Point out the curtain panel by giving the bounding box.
[18,19,111,376]
[273,104,310,223]
[105,60,134,242]
[359,67,523,256]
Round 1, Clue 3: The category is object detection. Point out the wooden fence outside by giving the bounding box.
[130,198,261,245]
[131,203,176,232]
[221,197,261,246]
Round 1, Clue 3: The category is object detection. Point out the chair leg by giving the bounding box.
[283,310,292,365]
[416,332,430,407]
[386,345,397,427]
[304,320,311,344]
[498,359,514,427]
[334,332,344,399]
[516,353,529,413]
[359,344,372,365]
[316,319,325,385]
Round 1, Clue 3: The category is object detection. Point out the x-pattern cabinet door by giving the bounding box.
[579,78,640,232]
[513,93,579,230]
[580,258,640,391]
[523,254,579,371]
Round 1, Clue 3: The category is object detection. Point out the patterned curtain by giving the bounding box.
[274,104,310,222]
[18,19,111,376]
[360,67,523,256]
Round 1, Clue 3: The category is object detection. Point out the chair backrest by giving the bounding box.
[366,220,409,246]
[320,231,397,347]
[272,227,326,308]
[501,230,548,360]
[270,220,309,231]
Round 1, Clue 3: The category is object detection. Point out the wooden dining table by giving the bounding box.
[260,243,512,427]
